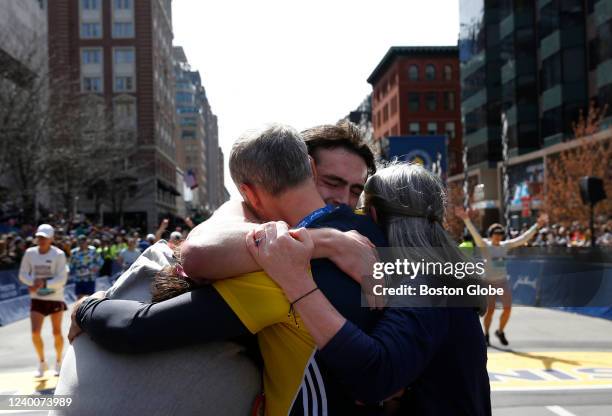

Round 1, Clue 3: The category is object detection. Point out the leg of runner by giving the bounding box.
[483,294,496,345]
[495,282,512,346]
[50,310,64,375]
[31,311,46,376]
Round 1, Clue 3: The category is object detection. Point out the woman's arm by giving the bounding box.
[73,286,250,353]
[503,213,548,249]
[245,222,446,402]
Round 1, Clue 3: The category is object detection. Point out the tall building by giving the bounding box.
[457,0,612,227]
[173,46,208,212]
[367,46,463,175]
[47,0,178,230]
[201,88,228,211]
[459,0,612,159]
[0,0,47,87]
[173,46,227,215]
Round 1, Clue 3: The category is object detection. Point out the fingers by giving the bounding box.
[275,221,289,237]
[245,229,258,257]
[263,222,278,247]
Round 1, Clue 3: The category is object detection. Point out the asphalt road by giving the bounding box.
[0,304,611,415]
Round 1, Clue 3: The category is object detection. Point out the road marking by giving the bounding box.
[488,351,612,391]
[0,371,57,395]
[546,405,576,416]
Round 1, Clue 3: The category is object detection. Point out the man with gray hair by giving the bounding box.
[69,123,388,415]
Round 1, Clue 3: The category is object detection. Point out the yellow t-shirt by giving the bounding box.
[213,271,321,416]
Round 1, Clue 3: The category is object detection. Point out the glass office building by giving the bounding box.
[459,0,612,165]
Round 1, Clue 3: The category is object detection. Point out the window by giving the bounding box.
[182,130,196,139]
[409,122,420,135]
[427,122,438,135]
[180,117,196,126]
[425,64,436,80]
[383,104,389,122]
[426,93,437,111]
[408,93,419,112]
[114,100,136,129]
[114,48,135,64]
[445,122,455,139]
[408,65,419,81]
[114,0,132,9]
[113,22,134,38]
[115,76,134,92]
[444,65,452,81]
[82,0,99,10]
[81,22,101,38]
[82,49,101,64]
[176,92,193,104]
[83,77,102,92]
[443,91,455,111]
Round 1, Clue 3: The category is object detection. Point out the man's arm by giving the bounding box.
[74,286,250,353]
[182,200,377,284]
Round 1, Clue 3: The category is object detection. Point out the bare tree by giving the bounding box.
[1,32,146,225]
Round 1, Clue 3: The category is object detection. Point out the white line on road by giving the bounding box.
[546,405,577,416]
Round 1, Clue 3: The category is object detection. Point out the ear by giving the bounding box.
[309,155,318,181]
[239,183,262,211]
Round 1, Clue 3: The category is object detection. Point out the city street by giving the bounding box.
[0,305,611,415]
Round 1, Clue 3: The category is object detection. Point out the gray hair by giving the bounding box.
[365,162,486,313]
[229,124,312,195]
[364,162,452,252]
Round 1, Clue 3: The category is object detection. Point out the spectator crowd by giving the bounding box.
[0,214,194,272]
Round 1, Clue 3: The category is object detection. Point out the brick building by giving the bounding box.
[47,0,178,230]
[368,46,463,174]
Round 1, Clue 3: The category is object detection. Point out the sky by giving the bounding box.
[172,0,460,196]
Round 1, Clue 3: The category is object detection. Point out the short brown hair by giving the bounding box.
[301,120,376,175]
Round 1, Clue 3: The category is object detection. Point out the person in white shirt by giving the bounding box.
[18,224,69,377]
[455,207,548,346]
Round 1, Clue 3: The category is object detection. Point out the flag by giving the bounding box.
[184,169,198,189]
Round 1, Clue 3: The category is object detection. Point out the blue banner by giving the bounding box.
[385,135,448,176]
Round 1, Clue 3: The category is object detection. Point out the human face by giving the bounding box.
[312,147,368,209]
[36,236,52,251]
[490,233,504,245]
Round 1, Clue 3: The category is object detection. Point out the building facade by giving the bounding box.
[0,0,47,87]
[457,0,612,227]
[47,0,178,231]
[173,46,227,216]
[173,46,208,211]
[0,0,49,221]
[368,46,463,175]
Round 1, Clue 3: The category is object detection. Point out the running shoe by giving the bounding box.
[54,361,62,376]
[495,330,509,346]
[35,361,48,378]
